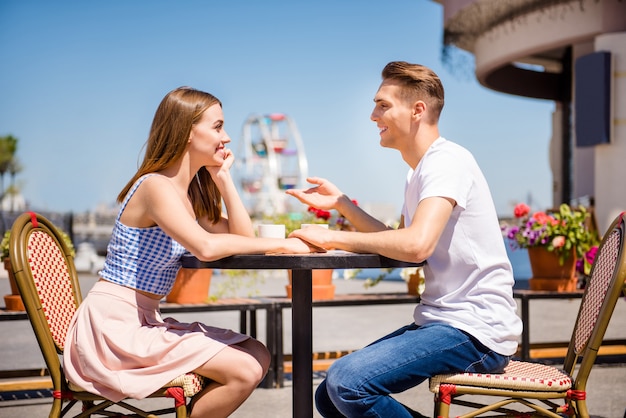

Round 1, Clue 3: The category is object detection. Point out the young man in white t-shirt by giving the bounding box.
[287,61,522,418]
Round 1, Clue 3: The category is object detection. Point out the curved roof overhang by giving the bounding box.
[436,0,626,101]
[483,61,569,101]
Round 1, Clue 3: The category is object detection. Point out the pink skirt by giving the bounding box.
[63,280,249,402]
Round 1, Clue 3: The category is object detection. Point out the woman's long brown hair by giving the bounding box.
[117,87,223,223]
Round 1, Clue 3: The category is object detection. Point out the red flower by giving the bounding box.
[307,200,358,227]
[307,206,331,220]
[513,203,530,218]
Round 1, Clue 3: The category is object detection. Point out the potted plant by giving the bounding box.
[401,267,425,296]
[501,203,600,291]
[1,228,75,311]
[165,264,214,304]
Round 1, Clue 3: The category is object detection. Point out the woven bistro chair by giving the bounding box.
[429,212,626,418]
[9,212,207,418]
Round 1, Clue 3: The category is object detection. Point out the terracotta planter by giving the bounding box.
[286,269,335,300]
[166,268,213,304]
[527,247,578,291]
[406,272,423,296]
[3,258,25,311]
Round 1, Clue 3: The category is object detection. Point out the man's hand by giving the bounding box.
[285,177,342,210]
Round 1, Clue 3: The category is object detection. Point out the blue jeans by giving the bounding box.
[315,322,511,418]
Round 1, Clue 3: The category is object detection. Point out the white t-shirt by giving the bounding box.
[402,137,522,356]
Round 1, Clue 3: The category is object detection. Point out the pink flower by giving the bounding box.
[585,246,598,265]
[551,236,566,248]
[577,246,599,274]
[532,212,555,225]
[513,203,530,218]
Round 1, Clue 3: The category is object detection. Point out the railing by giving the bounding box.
[2,289,626,395]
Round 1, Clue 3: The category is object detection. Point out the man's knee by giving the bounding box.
[315,379,344,417]
[325,361,363,404]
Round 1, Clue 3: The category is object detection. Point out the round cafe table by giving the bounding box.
[182,251,422,418]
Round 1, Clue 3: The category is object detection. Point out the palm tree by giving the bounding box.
[0,135,20,206]
[7,158,23,211]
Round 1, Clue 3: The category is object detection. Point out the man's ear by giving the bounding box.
[413,100,426,118]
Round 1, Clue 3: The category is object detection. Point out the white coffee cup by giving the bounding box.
[301,223,329,229]
[258,224,286,238]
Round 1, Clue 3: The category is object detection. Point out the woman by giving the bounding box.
[64,87,312,417]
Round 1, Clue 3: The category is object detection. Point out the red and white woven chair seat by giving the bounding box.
[164,372,207,397]
[67,372,206,399]
[429,360,572,393]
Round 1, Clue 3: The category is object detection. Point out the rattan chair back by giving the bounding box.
[563,212,626,404]
[9,212,205,418]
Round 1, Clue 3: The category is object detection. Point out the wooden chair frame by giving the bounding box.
[9,212,206,417]
[429,212,626,418]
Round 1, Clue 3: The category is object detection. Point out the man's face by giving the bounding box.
[370,79,414,150]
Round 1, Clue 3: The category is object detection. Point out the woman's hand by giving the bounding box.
[264,237,324,254]
[206,147,235,183]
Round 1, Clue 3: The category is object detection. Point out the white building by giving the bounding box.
[433,0,626,232]
[0,192,26,212]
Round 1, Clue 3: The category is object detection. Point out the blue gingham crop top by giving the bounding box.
[99,174,188,296]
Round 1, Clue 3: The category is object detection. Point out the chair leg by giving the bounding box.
[81,400,95,418]
[434,393,450,418]
[175,402,188,418]
[574,399,590,418]
[49,397,63,418]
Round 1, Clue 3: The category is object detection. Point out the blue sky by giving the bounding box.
[0,0,554,217]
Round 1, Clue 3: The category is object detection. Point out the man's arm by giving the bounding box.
[290,196,454,263]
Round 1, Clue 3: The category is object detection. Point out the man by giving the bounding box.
[286,61,522,417]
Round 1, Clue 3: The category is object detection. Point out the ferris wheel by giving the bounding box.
[235,113,308,216]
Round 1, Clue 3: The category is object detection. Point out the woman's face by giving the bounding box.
[189,104,231,166]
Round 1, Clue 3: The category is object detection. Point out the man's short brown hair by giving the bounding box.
[382,61,445,121]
